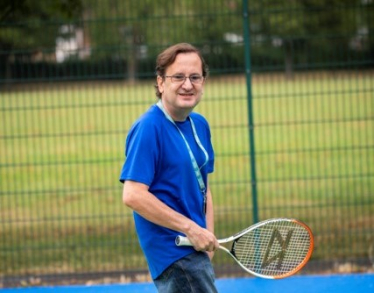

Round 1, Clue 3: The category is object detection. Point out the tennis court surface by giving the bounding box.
[1,273,373,293]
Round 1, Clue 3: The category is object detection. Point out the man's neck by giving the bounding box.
[159,100,191,122]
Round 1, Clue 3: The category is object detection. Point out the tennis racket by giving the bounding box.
[176,218,314,279]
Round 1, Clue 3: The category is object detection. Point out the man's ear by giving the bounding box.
[157,75,164,94]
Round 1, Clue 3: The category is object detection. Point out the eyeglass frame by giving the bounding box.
[164,74,205,85]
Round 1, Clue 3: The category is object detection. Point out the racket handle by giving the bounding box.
[175,236,192,246]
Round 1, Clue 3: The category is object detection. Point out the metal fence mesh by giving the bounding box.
[1,0,373,287]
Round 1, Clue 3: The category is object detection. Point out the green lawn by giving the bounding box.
[1,71,373,277]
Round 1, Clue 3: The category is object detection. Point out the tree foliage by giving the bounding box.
[0,0,372,81]
[0,0,83,51]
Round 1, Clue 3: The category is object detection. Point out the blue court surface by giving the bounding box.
[1,273,373,293]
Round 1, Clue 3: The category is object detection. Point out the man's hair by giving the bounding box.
[154,43,209,98]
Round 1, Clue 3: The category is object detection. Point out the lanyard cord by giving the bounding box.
[156,100,209,195]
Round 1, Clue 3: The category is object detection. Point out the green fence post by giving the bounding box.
[242,0,258,223]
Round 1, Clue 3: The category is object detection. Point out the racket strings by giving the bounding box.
[232,221,312,277]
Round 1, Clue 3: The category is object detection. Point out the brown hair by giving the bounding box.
[154,43,209,98]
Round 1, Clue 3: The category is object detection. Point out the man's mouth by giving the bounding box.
[178,93,194,96]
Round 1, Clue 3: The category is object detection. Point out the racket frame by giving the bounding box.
[176,218,314,279]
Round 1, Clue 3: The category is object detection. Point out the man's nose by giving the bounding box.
[181,77,193,88]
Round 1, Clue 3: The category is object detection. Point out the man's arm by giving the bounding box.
[122,180,219,252]
[205,181,216,259]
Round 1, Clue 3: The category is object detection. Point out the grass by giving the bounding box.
[1,71,374,278]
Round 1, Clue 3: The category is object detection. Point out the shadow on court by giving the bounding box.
[1,274,373,293]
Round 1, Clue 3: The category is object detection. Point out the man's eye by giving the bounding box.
[173,75,185,81]
[190,75,202,81]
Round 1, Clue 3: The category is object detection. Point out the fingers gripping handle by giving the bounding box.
[175,236,193,246]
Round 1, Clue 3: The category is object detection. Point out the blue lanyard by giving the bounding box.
[156,100,209,195]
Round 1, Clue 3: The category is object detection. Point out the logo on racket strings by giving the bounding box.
[261,228,294,269]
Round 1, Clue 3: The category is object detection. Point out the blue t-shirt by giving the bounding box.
[119,104,214,279]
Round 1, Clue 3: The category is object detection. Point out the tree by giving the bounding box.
[247,0,371,77]
[79,0,204,80]
[0,0,83,80]
[78,0,246,80]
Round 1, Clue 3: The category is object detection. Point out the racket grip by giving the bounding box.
[175,236,192,246]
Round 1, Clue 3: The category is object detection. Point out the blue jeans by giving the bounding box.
[154,251,218,293]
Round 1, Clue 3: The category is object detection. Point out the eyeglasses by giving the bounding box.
[164,74,205,85]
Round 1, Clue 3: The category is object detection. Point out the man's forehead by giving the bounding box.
[167,53,203,72]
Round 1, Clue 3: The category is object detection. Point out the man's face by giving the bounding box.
[157,52,205,121]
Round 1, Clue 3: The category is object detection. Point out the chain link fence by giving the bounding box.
[1,0,373,287]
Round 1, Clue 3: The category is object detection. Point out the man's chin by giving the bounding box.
[178,98,200,108]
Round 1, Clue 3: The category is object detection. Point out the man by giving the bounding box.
[120,43,219,292]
